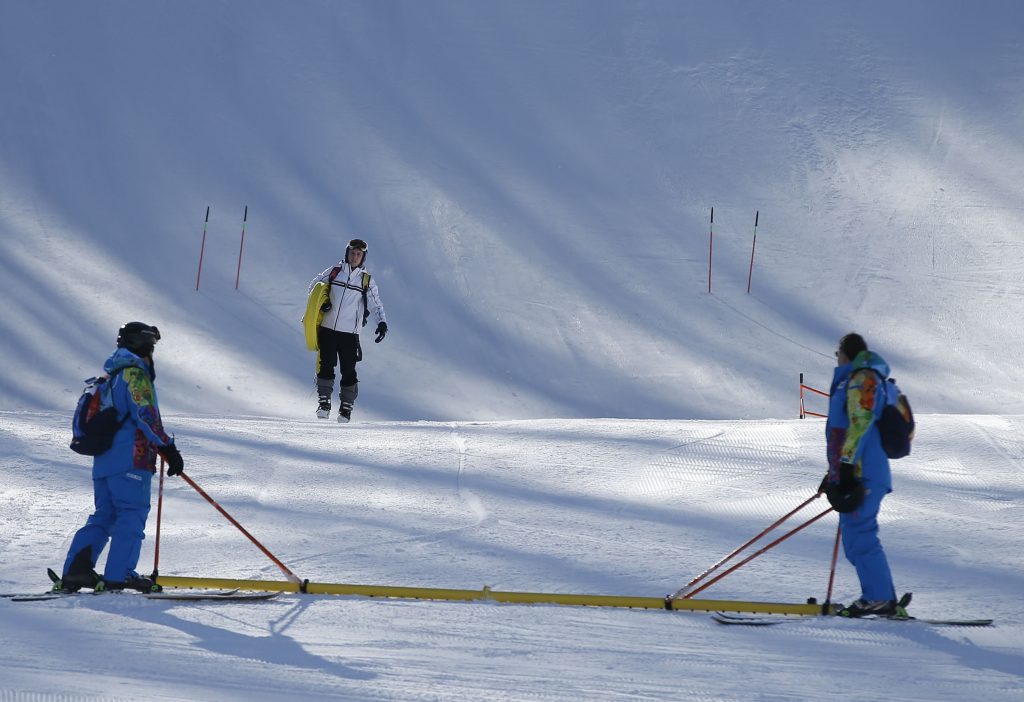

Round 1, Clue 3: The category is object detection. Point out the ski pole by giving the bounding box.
[179,472,305,586]
[824,521,842,608]
[151,457,166,581]
[681,506,834,599]
[667,493,820,601]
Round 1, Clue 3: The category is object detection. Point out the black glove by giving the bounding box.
[160,443,184,477]
[320,300,332,312]
[825,461,864,513]
[818,473,829,495]
[374,321,388,343]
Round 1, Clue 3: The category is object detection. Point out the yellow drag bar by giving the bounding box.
[155,575,826,615]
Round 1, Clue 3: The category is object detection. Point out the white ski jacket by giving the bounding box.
[308,262,387,335]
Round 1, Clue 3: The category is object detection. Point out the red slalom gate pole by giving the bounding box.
[746,210,759,294]
[234,205,248,290]
[682,506,834,599]
[800,373,830,419]
[666,493,820,600]
[707,206,714,294]
[179,472,304,586]
[151,458,166,580]
[195,206,210,291]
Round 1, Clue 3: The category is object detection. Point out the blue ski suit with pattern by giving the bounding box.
[826,350,897,603]
[63,348,173,584]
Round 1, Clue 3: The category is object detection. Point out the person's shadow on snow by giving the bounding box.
[110,595,376,683]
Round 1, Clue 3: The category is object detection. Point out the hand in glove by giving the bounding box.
[374,321,388,343]
[824,461,864,513]
[159,443,184,476]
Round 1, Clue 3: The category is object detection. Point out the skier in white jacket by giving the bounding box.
[307,238,387,422]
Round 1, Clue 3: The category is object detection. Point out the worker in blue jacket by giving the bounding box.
[820,332,900,617]
[56,322,184,593]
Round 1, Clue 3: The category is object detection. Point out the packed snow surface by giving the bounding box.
[1,412,1022,700]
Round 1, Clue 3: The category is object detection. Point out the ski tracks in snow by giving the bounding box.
[449,423,489,525]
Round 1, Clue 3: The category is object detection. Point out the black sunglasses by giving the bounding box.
[348,239,368,252]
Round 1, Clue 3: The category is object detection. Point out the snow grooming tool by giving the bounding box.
[665,493,830,606]
[144,576,825,614]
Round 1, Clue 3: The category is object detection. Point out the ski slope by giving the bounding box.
[1,411,1021,700]
[0,2,1023,420]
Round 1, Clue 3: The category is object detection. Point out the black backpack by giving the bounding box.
[70,370,127,456]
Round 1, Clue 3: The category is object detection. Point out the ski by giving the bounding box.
[5,588,281,602]
[2,593,71,602]
[711,612,993,627]
[146,589,281,601]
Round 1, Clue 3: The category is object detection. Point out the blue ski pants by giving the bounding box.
[64,469,152,583]
[840,481,896,602]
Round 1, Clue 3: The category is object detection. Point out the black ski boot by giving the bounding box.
[51,548,104,592]
[48,566,101,593]
[338,401,353,423]
[104,574,162,593]
[316,396,331,419]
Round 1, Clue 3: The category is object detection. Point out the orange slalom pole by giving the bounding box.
[667,493,820,601]
[234,205,247,290]
[179,472,305,587]
[195,206,210,291]
[746,210,758,294]
[682,506,834,599]
[707,207,714,294]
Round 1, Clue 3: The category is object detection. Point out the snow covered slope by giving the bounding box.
[1,2,1023,699]
[1,2,1023,420]
[1,410,1021,700]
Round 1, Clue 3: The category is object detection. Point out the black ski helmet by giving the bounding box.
[346,238,368,265]
[117,321,161,357]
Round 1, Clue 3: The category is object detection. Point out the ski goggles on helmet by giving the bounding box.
[117,322,161,356]
[348,239,368,252]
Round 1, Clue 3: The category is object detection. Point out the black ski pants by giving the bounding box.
[316,328,361,389]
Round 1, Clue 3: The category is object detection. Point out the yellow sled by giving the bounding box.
[302,281,330,351]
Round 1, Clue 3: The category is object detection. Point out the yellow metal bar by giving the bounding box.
[156,575,301,593]
[669,598,822,615]
[306,581,490,602]
[156,575,824,615]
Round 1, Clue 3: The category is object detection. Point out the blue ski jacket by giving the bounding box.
[825,350,892,492]
[92,348,172,478]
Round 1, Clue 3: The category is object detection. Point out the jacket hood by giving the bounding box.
[104,347,153,377]
[850,350,890,378]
